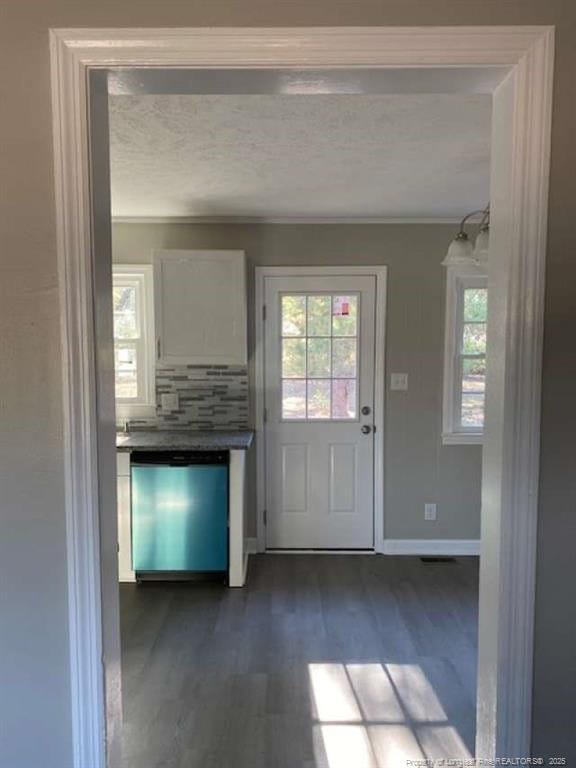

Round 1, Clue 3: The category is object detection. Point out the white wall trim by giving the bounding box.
[244,537,259,555]
[112,215,463,225]
[254,265,387,556]
[442,432,484,446]
[382,539,481,556]
[49,25,554,768]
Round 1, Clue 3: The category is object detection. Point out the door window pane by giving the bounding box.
[332,338,357,378]
[282,380,306,419]
[307,338,331,378]
[332,295,357,337]
[307,296,332,336]
[280,293,360,421]
[282,338,306,378]
[307,380,331,419]
[282,295,306,336]
[332,380,357,419]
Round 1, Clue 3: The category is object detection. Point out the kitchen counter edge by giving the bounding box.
[116,430,254,452]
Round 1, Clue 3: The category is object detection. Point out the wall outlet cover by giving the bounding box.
[390,373,409,391]
[424,503,437,521]
[161,392,179,411]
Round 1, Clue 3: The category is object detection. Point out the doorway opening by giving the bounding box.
[50,26,553,768]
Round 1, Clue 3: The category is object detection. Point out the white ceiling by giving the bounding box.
[109,94,491,221]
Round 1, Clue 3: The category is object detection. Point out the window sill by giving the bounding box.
[116,403,157,420]
[442,432,484,446]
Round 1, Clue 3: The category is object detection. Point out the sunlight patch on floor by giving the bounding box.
[309,662,472,767]
[316,725,376,768]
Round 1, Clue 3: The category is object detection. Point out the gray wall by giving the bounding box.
[113,222,482,541]
[1,3,575,766]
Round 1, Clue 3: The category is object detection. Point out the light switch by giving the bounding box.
[424,503,437,521]
[161,393,179,411]
[390,373,408,391]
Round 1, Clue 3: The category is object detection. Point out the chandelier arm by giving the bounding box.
[458,208,490,234]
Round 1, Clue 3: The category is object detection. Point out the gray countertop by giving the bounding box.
[116,430,254,452]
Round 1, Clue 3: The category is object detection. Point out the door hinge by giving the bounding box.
[263,509,267,526]
[157,338,161,359]
[262,304,267,322]
[263,407,268,423]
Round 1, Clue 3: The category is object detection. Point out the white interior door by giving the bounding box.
[264,275,376,549]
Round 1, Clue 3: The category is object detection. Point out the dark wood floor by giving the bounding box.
[120,554,479,768]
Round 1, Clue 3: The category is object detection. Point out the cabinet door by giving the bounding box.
[116,452,134,582]
[154,250,247,365]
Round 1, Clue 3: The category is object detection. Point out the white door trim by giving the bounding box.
[255,266,387,554]
[49,25,554,768]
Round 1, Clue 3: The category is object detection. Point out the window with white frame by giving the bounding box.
[442,265,488,444]
[113,265,156,417]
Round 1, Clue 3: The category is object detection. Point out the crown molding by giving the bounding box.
[111,215,462,225]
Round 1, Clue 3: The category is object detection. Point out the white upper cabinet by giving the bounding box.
[154,250,247,365]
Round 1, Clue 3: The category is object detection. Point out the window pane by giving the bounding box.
[307,380,331,419]
[332,380,357,419]
[307,295,331,336]
[115,373,138,400]
[282,295,306,336]
[332,295,357,337]
[461,394,485,428]
[113,285,138,339]
[114,345,138,399]
[113,285,136,313]
[462,323,486,354]
[282,338,306,378]
[282,380,306,419]
[464,288,487,322]
[332,338,357,378]
[462,357,486,393]
[307,338,331,378]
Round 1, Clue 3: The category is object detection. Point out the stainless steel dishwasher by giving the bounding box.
[130,450,229,580]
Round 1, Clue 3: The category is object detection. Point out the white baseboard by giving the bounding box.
[265,549,376,555]
[381,539,481,556]
[119,573,136,583]
[244,537,259,555]
[244,537,479,556]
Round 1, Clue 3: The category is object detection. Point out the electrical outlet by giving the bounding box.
[424,503,437,521]
[161,393,179,411]
[390,373,408,391]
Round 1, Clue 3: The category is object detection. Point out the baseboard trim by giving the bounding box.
[244,537,259,555]
[382,539,481,556]
[265,549,376,555]
[119,574,136,583]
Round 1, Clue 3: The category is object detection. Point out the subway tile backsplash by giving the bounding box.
[127,365,249,431]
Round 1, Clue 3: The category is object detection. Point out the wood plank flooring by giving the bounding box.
[120,554,479,768]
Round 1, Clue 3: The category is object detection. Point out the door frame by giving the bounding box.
[49,25,554,768]
[255,266,387,553]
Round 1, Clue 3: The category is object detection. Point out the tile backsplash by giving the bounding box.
[127,365,249,430]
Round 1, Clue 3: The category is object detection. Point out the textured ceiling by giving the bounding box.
[109,94,491,220]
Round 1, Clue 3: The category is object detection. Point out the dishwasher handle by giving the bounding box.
[131,450,229,466]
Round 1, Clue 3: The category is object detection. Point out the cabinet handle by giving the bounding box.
[157,338,161,359]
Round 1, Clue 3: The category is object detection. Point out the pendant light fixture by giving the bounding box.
[442,205,490,267]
